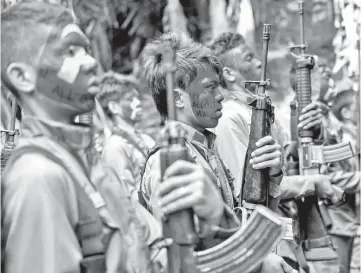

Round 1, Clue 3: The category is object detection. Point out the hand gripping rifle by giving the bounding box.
[159,37,285,273]
[288,1,354,270]
[241,24,273,207]
[1,94,20,173]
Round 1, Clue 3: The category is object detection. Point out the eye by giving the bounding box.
[207,82,220,91]
[67,45,77,56]
[246,54,253,62]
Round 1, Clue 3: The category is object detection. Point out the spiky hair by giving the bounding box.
[140,32,223,118]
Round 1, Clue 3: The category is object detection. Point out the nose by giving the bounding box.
[215,91,224,103]
[82,54,99,75]
[255,59,262,69]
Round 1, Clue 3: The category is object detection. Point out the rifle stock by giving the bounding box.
[241,24,273,206]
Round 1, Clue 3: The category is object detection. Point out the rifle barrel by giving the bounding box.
[299,0,306,55]
[164,40,177,122]
[259,24,271,95]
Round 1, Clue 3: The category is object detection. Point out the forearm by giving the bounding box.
[280,175,316,201]
[329,170,360,194]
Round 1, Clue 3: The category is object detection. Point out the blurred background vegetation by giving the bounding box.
[2,0,359,138]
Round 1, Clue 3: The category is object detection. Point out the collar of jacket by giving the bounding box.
[175,121,217,151]
[21,115,93,150]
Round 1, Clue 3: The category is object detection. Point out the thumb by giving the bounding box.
[281,260,296,273]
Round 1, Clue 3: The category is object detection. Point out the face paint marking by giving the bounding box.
[130,97,141,120]
[57,57,81,84]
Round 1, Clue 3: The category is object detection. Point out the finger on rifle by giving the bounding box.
[250,150,282,165]
[159,183,192,208]
[252,158,280,170]
[162,191,201,215]
[299,108,321,121]
[297,114,322,129]
[255,135,275,148]
[329,189,339,204]
[163,160,196,179]
[302,118,322,130]
[301,101,317,114]
[159,170,202,197]
[252,143,281,158]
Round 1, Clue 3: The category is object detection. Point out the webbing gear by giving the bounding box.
[302,235,336,251]
[4,145,106,273]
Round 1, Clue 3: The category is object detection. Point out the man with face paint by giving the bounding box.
[140,32,296,273]
[1,4,238,273]
[97,71,155,201]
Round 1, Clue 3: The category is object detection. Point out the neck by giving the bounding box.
[113,115,135,133]
[24,101,77,124]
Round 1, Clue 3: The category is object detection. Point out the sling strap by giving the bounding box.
[4,145,106,273]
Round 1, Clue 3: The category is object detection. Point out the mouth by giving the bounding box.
[88,78,101,94]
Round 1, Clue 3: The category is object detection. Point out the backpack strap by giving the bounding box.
[4,145,106,273]
[138,141,197,210]
[138,145,163,210]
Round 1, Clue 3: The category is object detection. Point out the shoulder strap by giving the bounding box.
[4,145,106,273]
[112,127,149,157]
[138,142,197,209]
[138,145,163,209]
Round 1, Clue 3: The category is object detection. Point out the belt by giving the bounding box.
[302,235,336,250]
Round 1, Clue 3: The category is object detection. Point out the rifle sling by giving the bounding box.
[4,145,106,273]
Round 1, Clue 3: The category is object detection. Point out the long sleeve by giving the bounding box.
[329,171,360,194]
[2,154,81,273]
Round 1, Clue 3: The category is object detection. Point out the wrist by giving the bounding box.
[269,168,283,178]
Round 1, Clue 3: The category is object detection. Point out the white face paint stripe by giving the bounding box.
[61,24,88,41]
[57,57,80,84]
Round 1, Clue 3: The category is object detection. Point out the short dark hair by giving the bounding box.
[331,89,356,121]
[209,32,246,67]
[1,2,74,98]
[96,71,139,118]
[140,32,223,118]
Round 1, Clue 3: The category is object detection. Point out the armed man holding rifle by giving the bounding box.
[139,31,295,273]
[209,6,350,272]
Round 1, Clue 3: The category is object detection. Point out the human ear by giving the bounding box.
[222,67,236,82]
[6,63,36,94]
[341,107,351,120]
[174,88,184,109]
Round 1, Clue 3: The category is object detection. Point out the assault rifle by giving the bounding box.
[241,24,273,207]
[159,36,285,273]
[160,37,199,273]
[288,1,354,272]
[1,94,19,173]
